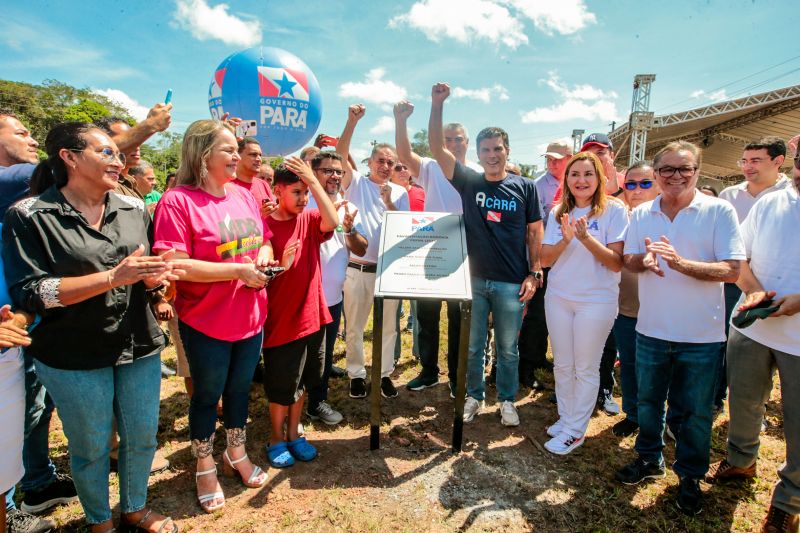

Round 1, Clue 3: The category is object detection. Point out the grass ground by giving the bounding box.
[28,303,786,532]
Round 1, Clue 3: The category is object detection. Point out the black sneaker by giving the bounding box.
[676,476,703,516]
[381,377,399,398]
[349,378,367,399]
[612,418,640,437]
[20,473,79,514]
[406,373,438,391]
[6,508,55,533]
[615,457,666,485]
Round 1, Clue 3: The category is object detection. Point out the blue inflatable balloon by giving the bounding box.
[208,47,323,156]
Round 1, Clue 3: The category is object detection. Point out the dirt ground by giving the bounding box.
[34,307,787,532]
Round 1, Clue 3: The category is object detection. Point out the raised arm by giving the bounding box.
[284,156,339,232]
[335,104,365,191]
[428,83,457,179]
[394,101,422,177]
[113,103,172,154]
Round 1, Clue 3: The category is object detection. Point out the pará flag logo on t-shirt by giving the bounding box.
[487,210,502,223]
[257,67,310,102]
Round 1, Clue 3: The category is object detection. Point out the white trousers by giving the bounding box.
[343,268,398,379]
[545,293,617,438]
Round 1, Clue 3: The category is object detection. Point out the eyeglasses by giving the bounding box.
[623,180,654,190]
[394,164,408,172]
[70,147,126,166]
[316,167,344,177]
[736,157,770,167]
[656,166,697,178]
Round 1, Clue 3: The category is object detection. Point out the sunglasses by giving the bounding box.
[394,164,408,172]
[623,180,654,190]
[70,147,126,166]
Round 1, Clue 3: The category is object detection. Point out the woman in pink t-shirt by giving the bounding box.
[153,120,293,513]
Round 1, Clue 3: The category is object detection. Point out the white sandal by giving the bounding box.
[222,450,268,488]
[195,467,225,513]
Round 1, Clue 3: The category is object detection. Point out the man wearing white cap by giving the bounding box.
[518,141,572,387]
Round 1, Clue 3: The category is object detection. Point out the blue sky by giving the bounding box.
[3,0,798,168]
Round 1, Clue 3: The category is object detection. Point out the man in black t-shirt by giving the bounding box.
[428,83,543,428]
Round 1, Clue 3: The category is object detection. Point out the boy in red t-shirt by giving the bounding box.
[261,156,339,468]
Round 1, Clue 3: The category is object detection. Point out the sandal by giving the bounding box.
[266,442,295,468]
[120,509,179,533]
[195,467,225,513]
[222,449,268,488]
[287,436,317,462]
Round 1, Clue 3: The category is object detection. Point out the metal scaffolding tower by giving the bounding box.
[628,74,656,166]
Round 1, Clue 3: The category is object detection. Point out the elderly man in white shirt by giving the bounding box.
[614,141,745,517]
[335,105,410,401]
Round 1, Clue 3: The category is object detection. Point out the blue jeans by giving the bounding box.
[634,334,722,479]
[5,351,58,511]
[34,355,161,524]
[179,321,263,441]
[613,314,638,423]
[308,302,343,412]
[467,277,525,402]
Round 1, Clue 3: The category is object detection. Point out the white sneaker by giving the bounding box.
[546,419,564,438]
[463,397,484,423]
[307,401,343,426]
[544,432,584,455]
[500,401,520,427]
[600,389,620,415]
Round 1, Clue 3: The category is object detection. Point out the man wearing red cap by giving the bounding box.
[580,133,622,195]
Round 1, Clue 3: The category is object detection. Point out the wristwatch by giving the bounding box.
[529,270,543,281]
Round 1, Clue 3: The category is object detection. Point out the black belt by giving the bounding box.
[348,261,377,273]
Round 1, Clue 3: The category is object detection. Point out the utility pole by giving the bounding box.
[571,129,585,154]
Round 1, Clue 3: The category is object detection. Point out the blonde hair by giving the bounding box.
[176,120,235,187]
[554,152,607,220]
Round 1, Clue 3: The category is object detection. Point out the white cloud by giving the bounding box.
[338,68,408,106]
[370,116,395,135]
[389,0,528,49]
[173,0,261,46]
[389,0,597,48]
[93,89,150,121]
[521,71,620,124]
[351,142,373,164]
[451,84,510,103]
[690,89,729,103]
[507,0,597,35]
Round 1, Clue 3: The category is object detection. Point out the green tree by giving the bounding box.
[140,131,183,191]
[411,129,432,157]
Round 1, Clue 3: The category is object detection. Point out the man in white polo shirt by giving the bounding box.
[706,148,800,533]
[393,100,480,396]
[335,104,410,400]
[614,141,745,517]
[716,137,790,410]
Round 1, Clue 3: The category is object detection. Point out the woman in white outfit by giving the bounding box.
[542,152,628,455]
